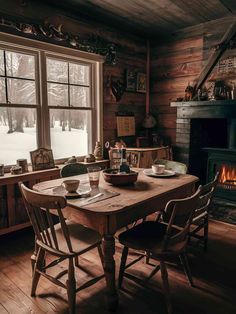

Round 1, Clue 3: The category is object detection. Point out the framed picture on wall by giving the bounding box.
[125,69,136,91]
[136,72,146,93]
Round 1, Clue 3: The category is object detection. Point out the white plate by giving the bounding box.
[143,169,176,177]
[52,185,91,198]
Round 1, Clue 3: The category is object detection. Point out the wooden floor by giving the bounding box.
[0,220,236,314]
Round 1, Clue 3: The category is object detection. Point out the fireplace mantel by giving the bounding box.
[171,100,236,119]
[171,100,236,107]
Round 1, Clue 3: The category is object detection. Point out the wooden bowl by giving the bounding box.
[102,169,138,186]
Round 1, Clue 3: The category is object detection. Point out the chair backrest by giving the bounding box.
[154,159,187,174]
[192,172,219,221]
[19,182,74,255]
[60,163,87,178]
[162,186,201,253]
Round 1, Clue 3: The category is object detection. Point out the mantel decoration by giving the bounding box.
[0,16,117,65]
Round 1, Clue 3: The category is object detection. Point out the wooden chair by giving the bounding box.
[60,163,87,177]
[60,162,88,267]
[118,187,201,314]
[189,172,219,251]
[154,159,187,174]
[148,160,187,225]
[19,182,104,314]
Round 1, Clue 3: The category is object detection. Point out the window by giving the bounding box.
[0,34,102,166]
[47,57,92,159]
[0,48,38,165]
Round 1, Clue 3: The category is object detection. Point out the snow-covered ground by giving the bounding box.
[0,125,88,165]
[51,126,88,159]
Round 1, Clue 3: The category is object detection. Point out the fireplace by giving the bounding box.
[171,100,236,203]
[204,148,236,202]
[218,165,236,190]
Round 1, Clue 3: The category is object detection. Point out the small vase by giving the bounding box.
[94,141,103,160]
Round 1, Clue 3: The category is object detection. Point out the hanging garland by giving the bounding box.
[0,16,117,65]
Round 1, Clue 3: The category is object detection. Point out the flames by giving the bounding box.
[219,165,236,186]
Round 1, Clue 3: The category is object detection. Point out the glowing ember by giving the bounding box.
[219,165,236,186]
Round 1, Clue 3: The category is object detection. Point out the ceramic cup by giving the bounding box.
[62,179,80,193]
[152,164,165,174]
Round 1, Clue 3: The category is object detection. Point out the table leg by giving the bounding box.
[102,234,118,311]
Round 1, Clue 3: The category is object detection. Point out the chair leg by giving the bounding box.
[145,251,150,264]
[97,244,104,268]
[118,246,128,289]
[31,247,45,296]
[66,258,76,314]
[179,252,194,287]
[74,256,79,267]
[204,215,209,252]
[160,261,172,314]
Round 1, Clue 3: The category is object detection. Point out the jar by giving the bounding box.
[17,159,28,173]
[10,165,22,175]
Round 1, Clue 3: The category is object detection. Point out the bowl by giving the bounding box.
[102,169,138,186]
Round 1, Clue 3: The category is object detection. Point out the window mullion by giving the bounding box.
[39,51,50,148]
[67,62,70,107]
[3,50,9,104]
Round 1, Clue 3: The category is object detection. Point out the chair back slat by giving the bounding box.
[36,208,52,246]
[19,182,74,255]
[163,186,201,251]
[193,172,219,220]
[45,208,59,250]
[57,208,73,252]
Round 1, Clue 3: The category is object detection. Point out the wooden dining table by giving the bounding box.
[33,169,198,311]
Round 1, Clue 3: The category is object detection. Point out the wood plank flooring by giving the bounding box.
[0,220,236,314]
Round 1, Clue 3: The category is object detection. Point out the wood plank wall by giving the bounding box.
[150,16,236,161]
[0,0,147,146]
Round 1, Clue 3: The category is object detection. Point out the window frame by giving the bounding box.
[0,32,104,168]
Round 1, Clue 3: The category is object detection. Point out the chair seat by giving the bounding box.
[118,221,183,257]
[52,221,102,255]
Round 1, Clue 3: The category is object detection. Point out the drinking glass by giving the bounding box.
[87,166,101,189]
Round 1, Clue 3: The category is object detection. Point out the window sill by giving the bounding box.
[0,159,110,185]
[0,166,61,186]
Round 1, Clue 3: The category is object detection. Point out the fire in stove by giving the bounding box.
[218,164,236,190]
